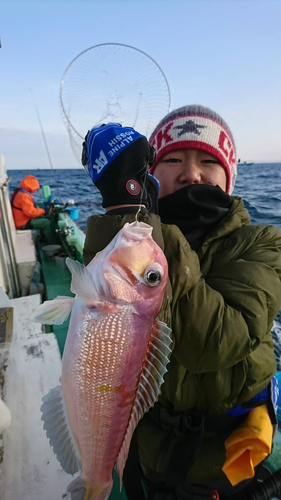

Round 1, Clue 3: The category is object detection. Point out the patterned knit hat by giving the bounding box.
[149,105,237,194]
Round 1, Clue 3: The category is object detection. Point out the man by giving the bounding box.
[11,174,52,244]
[81,109,281,499]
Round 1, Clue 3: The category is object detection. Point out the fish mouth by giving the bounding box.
[122,221,153,241]
[109,261,140,286]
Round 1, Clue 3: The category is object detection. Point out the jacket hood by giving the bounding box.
[19,175,40,193]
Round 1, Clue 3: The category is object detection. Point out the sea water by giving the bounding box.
[8,163,281,341]
[8,163,281,233]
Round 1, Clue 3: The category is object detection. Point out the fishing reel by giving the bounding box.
[55,226,73,237]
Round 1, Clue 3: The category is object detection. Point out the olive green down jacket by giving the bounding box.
[83,196,281,484]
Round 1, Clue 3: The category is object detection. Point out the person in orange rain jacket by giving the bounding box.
[11,174,53,244]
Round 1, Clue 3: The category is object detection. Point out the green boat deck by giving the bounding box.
[39,246,73,357]
[37,209,85,355]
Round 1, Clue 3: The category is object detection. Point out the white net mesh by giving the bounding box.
[60,43,171,163]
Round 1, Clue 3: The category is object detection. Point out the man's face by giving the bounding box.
[153,148,227,198]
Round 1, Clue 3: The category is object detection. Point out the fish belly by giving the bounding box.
[61,304,152,487]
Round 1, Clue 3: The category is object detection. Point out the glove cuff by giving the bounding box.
[101,174,149,209]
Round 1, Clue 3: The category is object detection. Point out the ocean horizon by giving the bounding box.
[8,162,281,233]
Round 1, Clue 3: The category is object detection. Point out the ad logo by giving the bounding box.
[126,180,141,196]
[93,150,108,174]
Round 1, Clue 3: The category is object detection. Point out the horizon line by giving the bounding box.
[7,161,281,171]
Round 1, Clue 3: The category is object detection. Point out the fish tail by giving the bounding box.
[67,476,86,500]
[84,484,90,500]
[84,484,103,500]
[67,475,113,500]
[87,483,113,500]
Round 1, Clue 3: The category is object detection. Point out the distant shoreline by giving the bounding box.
[7,162,281,171]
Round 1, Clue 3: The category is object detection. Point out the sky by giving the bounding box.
[0,0,281,170]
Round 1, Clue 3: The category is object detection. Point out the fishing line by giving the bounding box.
[29,90,73,230]
[29,89,62,203]
[135,206,141,222]
[134,158,150,219]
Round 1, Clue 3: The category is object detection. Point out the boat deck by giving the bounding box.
[0,294,73,500]
[39,246,73,357]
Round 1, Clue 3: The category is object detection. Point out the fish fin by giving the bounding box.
[115,320,172,482]
[66,258,99,304]
[32,296,74,325]
[67,476,113,500]
[41,385,82,475]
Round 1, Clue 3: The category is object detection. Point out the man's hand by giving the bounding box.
[81,123,155,209]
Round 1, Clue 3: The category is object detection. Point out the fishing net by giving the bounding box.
[60,43,171,164]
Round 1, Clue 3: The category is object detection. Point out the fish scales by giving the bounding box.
[62,303,149,483]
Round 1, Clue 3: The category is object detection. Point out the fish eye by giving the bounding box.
[143,263,163,287]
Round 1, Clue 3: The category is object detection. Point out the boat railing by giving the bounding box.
[0,154,37,298]
[0,154,21,297]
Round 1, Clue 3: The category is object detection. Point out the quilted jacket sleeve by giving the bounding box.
[170,224,281,374]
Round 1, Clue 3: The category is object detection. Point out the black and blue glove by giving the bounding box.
[81,123,158,211]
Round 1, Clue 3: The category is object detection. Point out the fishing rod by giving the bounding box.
[57,198,102,208]
[29,89,62,203]
[52,200,102,217]
[72,201,102,207]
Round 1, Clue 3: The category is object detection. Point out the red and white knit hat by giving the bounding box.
[149,105,237,194]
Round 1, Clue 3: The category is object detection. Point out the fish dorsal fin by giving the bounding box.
[32,296,74,325]
[41,385,82,475]
[115,320,172,482]
[66,257,98,303]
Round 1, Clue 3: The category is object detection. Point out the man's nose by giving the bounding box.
[178,164,201,185]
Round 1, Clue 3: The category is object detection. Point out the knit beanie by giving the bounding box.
[149,105,237,194]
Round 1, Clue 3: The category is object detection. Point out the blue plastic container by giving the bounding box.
[65,207,79,221]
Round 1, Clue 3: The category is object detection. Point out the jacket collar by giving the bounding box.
[200,196,250,250]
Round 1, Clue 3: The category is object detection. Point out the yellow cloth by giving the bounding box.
[222,404,273,486]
